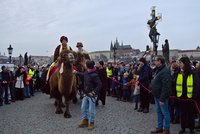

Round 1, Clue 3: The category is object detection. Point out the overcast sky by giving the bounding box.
[0,0,200,57]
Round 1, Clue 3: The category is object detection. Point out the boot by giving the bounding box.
[134,103,138,110]
[151,128,163,133]
[196,125,200,131]
[143,107,149,113]
[101,101,105,105]
[137,107,143,112]
[78,119,88,128]
[96,101,99,106]
[178,129,185,134]
[172,118,180,124]
[162,129,170,134]
[88,122,94,130]
[190,129,195,134]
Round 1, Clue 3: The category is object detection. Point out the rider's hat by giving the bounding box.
[60,36,68,43]
[76,42,83,48]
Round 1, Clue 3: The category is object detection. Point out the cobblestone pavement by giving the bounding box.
[0,92,196,134]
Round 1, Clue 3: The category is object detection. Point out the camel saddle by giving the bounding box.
[49,65,59,78]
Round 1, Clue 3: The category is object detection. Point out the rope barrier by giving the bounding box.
[0,80,16,84]
[108,76,200,114]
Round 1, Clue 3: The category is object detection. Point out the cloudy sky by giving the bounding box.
[0,0,200,57]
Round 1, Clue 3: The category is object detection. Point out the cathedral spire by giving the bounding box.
[110,41,113,50]
[115,37,120,48]
[116,37,118,44]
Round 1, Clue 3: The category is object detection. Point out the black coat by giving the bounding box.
[76,70,102,95]
[172,70,199,100]
[1,71,10,86]
[138,64,151,87]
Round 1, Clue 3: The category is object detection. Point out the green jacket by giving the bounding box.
[150,64,172,102]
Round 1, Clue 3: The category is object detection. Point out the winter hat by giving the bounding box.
[86,60,95,69]
[1,66,5,71]
[99,61,104,66]
[60,36,68,43]
[179,56,191,66]
[76,42,83,48]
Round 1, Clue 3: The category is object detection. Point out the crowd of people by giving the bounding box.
[0,64,47,106]
[1,36,200,134]
[94,55,200,134]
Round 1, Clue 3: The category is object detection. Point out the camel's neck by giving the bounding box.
[61,63,73,75]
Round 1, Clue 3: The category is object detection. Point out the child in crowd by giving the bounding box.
[129,74,137,102]
[122,72,131,102]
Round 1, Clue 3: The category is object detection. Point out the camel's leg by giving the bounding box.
[55,99,63,114]
[79,90,84,99]
[54,100,58,106]
[64,99,71,118]
[72,90,78,104]
[55,99,65,107]
[54,89,63,114]
[61,101,65,107]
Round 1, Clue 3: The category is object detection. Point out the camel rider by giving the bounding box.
[46,36,72,81]
[76,42,90,60]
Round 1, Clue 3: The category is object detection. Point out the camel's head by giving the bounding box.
[59,50,75,65]
[75,52,85,64]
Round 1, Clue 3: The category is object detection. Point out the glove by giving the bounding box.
[88,91,95,97]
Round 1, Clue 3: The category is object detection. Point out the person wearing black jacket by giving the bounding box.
[137,57,152,113]
[96,61,107,106]
[173,57,200,134]
[0,66,11,105]
[75,60,102,130]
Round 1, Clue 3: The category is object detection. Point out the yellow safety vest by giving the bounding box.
[176,73,193,98]
[106,68,112,77]
[29,69,35,78]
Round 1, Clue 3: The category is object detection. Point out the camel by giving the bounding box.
[49,49,76,118]
[74,52,86,99]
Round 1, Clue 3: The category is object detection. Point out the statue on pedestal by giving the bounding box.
[24,52,28,66]
[162,39,170,64]
[147,6,161,56]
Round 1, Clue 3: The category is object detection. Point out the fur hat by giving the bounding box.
[179,56,190,66]
[76,42,83,48]
[60,36,68,43]
[86,60,95,69]
[99,61,104,66]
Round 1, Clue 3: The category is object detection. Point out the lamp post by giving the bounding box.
[19,54,22,65]
[113,45,117,63]
[7,44,13,63]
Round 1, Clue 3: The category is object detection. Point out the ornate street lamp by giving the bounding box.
[7,44,13,63]
[113,44,117,63]
[19,54,22,65]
